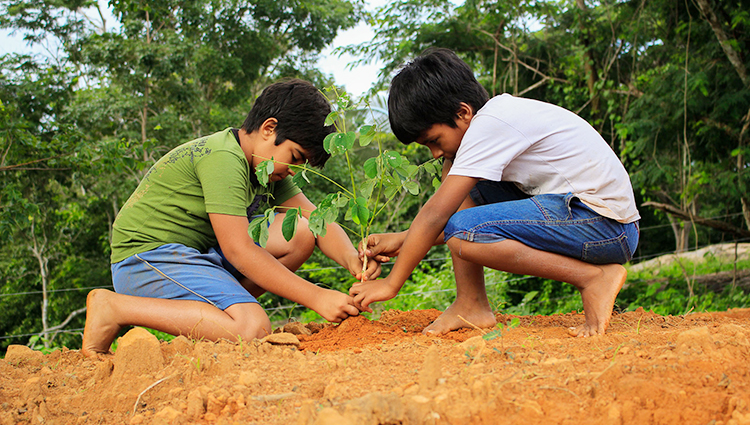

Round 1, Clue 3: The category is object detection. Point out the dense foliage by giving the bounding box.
[1,0,749,352]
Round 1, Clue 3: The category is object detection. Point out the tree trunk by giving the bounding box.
[576,0,599,115]
[693,0,749,87]
[29,221,50,349]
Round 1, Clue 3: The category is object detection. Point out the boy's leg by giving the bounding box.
[425,183,498,334]
[424,251,497,335]
[82,289,270,357]
[438,191,638,336]
[84,243,272,357]
[442,238,626,336]
[237,212,316,297]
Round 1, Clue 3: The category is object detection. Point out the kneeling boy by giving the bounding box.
[83,79,376,356]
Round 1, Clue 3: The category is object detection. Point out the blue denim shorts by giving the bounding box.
[443,181,639,264]
[111,244,257,310]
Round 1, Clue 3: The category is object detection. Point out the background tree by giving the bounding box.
[0,0,363,351]
[341,0,750,254]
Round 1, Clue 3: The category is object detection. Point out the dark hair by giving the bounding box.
[388,48,489,144]
[242,79,333,167]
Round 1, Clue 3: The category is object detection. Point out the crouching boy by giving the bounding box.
[351,48,640,337]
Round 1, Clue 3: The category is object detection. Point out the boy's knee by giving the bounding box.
[267,215,315,262]
[226,303,272,340]
[241,321,271,340]
[293,216,316,256]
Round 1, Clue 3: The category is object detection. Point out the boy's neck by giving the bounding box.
[238,128,260,164]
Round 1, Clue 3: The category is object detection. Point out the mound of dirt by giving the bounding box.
[2,308,750,424]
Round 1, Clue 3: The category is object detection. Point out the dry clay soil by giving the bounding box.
[2,307,750,425]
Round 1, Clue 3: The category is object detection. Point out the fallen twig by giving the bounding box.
[132,374,176,416]
[457,315,487,335]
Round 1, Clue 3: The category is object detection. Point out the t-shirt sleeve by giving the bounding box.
[195,149,249,216]
[270,176,302,206]
[448,114,532,181]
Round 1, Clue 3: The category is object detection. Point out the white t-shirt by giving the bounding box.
[448,94,640,223]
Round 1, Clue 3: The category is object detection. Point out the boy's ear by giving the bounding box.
[455,102,474,124]
[260,118,278,138]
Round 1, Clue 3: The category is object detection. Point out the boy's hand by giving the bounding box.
[359,232,406,263]
[314,289,360,323]
[349,277,399,312]
[344,254,382,282]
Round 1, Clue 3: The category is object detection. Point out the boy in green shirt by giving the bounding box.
[82,79,375,356]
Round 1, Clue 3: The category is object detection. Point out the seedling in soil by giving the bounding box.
[250,87,441,281]
[484,317,521,352]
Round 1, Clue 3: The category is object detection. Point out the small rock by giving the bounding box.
[676,327,716,355]
[262,333,300,347]
[419,345,441,390]
[4,345,45,366]
[283,322,312,336]
[113,327,164,379]
[457,336,486,357]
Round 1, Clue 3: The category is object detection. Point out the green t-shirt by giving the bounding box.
[111,128,301,263]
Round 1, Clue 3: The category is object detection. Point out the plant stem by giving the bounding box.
[252,154,354,197]
[361,237,368,282]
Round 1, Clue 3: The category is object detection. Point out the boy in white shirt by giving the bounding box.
[351,48,640,337]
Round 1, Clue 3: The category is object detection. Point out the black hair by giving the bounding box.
[388,48,489,144]
[242,79,333,167]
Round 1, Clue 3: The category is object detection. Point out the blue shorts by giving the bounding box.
[444,181,639,265]
[111,244,257,310]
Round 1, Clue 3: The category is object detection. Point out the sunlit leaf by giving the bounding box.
[363,157,378,179]
[281,207,300,242]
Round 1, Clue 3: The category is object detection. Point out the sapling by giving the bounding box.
[249,87,441,283]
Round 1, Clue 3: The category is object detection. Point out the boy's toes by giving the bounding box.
[567,325,602,338]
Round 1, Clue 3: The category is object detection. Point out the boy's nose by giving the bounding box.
[288,167,296,176]
[430,147,443,159]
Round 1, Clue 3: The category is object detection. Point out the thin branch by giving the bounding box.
[0,153,71,171]
[643,201,750,238]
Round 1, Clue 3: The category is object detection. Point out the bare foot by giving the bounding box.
[81,289,122,358]
[423,301,497,335]
[568,264,627,337]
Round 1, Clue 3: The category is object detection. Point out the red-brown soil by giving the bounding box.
[2,308,750,424]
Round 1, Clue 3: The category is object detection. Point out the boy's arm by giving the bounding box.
[360,158,460,261]
[350,175,478,309]
[209,212,360,322]
[279,193,381,280]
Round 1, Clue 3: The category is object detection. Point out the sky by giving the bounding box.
[0,1,384,99]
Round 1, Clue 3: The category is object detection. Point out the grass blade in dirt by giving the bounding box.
[250,86,440,285]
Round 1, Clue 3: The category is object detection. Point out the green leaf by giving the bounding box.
[324,111,338,126]
[404,180,419,195]
[406,164,419,178]
[359,179,376,199]
[292,168,310,187]
[334,193,349,208]
[281,207,300,242]
[349,196,370,225]
[359,125,376,146]
[308,211,327,238]
[329,133,347,155]
[343,131,356,151]
[323,133,337,154]
[248,212,273,248]
[309,193,341,237]
[363,157,378,179]
[383,151,402,168]
[255,159,274,186]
